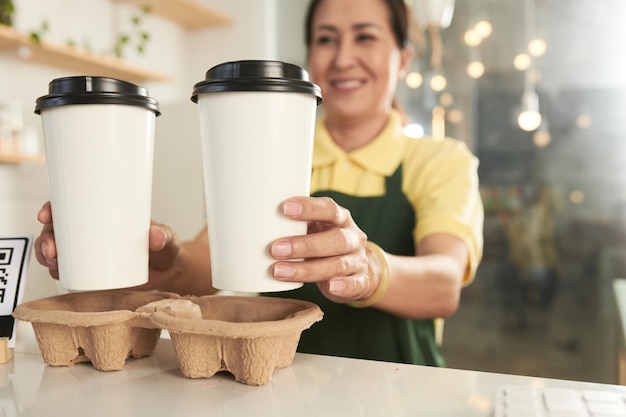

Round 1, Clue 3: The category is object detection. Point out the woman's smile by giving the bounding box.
[330,78,365,91]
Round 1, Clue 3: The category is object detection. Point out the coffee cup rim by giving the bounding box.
[35,76,161,116]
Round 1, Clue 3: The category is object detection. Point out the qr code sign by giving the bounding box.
[0,236,32,345]
[0,248,12,265]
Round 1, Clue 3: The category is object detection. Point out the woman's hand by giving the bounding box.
[35,202,60,279]
[269,196,378,304]
[131,221,182,291]
[35,202,183,290]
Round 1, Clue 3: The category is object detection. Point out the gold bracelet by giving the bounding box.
[349,241,390,308]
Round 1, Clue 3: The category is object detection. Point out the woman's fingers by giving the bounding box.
[274,196,367,258]
[147,222,181,271]
[34,225,59,279]
[281,196,350,228]
[271,196,372,302]
[272,248,367,281]
[321,273,371,301]
[149,223,171,252]
[37,201,53,224]
[270,226,364,260]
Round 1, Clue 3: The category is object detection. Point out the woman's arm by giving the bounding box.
[269,196,469,320]
[376,233,467,319]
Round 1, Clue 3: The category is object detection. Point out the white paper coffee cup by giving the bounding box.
[191,60,322,293]
[35,76,160,291]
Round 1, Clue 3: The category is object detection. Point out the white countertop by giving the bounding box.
[3,324,626,417]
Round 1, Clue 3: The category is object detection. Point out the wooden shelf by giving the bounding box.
[0,153,46,165]
[112,0,232,30]
[0,24,173,84]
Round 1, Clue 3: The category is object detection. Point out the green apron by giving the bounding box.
[269,165,444,366]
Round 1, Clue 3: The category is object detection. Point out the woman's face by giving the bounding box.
[308,0,411,122]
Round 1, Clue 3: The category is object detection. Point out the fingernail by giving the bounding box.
[283,201,303,216]
[41,242,48,258]
[46,256,57,268]
[271,241,292,257]
[157,227,169,250]
[273,263,296,279]
[329,280,347,294]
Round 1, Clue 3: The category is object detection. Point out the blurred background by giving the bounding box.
[417,0,626,384]
[279,0,626,384]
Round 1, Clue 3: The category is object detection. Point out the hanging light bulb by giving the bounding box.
[411,0,455,76]
[411,0,456,30]
[517,90,542,131]
[432,105,446,140]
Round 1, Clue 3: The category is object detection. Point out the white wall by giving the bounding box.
[0,0,277,302]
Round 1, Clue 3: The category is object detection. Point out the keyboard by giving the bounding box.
[495,384,626,417]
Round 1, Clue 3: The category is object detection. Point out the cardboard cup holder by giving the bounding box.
[13,290,323,385]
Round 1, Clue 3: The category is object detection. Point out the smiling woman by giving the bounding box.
[265,0,484,366]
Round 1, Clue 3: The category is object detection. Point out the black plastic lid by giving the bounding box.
[35,76,160,116]
[191,60,322,104]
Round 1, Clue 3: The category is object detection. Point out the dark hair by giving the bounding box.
[304,0,411,49]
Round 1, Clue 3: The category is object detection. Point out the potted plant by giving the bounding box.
[0,0,14,26]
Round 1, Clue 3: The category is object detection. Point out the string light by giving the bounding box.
[517,0,542,132]
[528,39,547,57]
[533,130,551,147]
[439,92,454,107]
[569,190,585,204]
[403,123,425,138]
[430,74,447,91]
[467,61,485,78]
[514,53,531,70]
[464,29,482,46]
[576,113,593,129]
[474,20,492,38]
[447,109,464,124]
[405,71,423,89]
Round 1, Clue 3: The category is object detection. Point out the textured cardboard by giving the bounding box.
[13,290,323,385]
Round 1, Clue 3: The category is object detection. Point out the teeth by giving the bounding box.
[334,80,361,88]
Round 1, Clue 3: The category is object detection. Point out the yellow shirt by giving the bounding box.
[311,111,484,284]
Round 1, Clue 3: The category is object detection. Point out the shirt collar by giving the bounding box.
[313,110,407,176]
